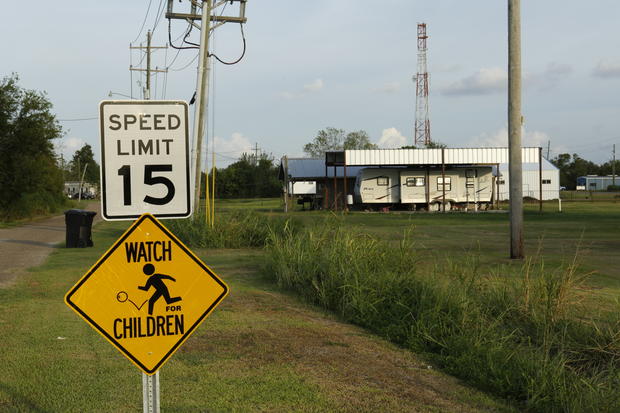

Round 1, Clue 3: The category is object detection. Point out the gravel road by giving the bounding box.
[0,202,102,287]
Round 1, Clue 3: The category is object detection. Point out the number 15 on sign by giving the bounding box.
[99,101,192,220]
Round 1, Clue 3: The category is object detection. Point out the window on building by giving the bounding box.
[377,177,388,186]
[498,179,505,185]
[437,177,451,192]
[542,179,551,184]
[406,177,425,187]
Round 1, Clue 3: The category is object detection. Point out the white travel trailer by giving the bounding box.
[354,166,494,211]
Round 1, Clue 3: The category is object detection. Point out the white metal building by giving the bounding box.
[495,158,560,200]
[345,148,559,201]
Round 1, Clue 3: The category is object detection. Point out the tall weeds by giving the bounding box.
[262,219,620,412]
[167,210,298,249]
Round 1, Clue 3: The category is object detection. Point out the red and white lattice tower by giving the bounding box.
[414,23,431,146]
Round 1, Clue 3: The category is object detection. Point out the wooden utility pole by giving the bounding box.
[166,0,247,220]
[130,30,168,100]
[508,0,524,259]
[613,144,616,187]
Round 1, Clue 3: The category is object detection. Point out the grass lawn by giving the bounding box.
[0,219,511,412]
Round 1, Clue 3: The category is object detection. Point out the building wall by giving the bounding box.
[496,166,560,200]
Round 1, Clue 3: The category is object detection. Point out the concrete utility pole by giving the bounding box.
[508,0,524,259]
[130,30,168,100]
[166,0,247,219]
[191,0,213,217]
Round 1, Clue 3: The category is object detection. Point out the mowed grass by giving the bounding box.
[0,219,511,412]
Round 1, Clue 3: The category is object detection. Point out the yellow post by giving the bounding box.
[211,150,216,227]
[204,167,211,225]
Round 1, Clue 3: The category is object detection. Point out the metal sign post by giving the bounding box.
[143,371,160,413]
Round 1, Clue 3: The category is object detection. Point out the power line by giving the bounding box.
[150,0,166,34]
[168,53,199,71]
[58,117,98,122]
[209,23,246,66]
[132,0,153,44]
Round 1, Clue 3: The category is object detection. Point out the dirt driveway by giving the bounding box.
[0,203,102,287]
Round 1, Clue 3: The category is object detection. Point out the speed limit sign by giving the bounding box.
[99,101,191,220]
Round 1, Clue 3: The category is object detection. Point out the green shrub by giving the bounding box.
[166,210,299,249]
[262,219,620,412]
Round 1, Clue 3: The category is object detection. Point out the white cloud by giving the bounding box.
[372,82,400,94]
[303,78,324,92]
[214,132,253,156]
[377,127,407,148]
[468,126,551,148]
[442,67,507,96]
[56,136,86,159]
[280,78,324,99]
[592,59,620,78]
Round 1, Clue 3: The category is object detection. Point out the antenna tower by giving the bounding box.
[414,23,431,146]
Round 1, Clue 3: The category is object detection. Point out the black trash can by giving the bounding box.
[64,209,97,248]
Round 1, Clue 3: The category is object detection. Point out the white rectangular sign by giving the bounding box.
[99,101,191,220]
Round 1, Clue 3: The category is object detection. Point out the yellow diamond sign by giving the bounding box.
[65,214,228,375]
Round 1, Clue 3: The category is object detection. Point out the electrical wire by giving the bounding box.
[150,0,166,34]
[209,23,246,65]
[132,0,153,44]
[169,53,199,71]
[58,117,98,122]
[168,19,199,50]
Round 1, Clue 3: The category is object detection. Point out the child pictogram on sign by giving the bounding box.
[138,263,182,315]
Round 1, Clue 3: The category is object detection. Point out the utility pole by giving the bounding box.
[166,0,247,220]
[613,144,616,187]
[546,140,551,160]
[253,142,260,165]
[130,30,168,100]
[508,0,524,259]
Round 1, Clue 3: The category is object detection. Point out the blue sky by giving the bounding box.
[2,1,619,167]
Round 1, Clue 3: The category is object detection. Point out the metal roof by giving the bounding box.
[345,147,542,166]
[282,158,364,180]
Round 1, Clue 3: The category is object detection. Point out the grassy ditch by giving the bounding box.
[0,219,512,412]
[262,219,620,412]
[167,210,298,248]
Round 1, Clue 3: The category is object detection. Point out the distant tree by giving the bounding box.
[203,153,280,199]
[400,141,447,150]
[551,153,599,189]
[425,141,447,149]
[343,130,377,150]
[0,74,65,218]
[303,127,378,157]
[69,144,100,186]
[598,159,620,177]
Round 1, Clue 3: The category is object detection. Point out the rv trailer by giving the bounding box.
[354,166,494,211]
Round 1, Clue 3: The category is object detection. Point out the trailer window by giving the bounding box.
[498,179,505,185]
[377,177,388,186]
[437,177,451,192]
[542,179,551,184]
[406,177,425,187]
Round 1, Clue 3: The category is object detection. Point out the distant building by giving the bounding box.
[495,158,560,201]
[280,148,561,211]
[576,175,619,191]
[64,181,97,198]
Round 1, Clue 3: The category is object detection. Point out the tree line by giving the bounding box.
[0,74,99,220]
[551,153,619,190]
